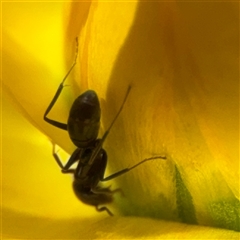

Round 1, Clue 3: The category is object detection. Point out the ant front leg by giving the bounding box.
[43,38,79,130]
[43,81,68,130]
[52,144,80,174]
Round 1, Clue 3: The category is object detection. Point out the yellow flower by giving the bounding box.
[2,1,239,238]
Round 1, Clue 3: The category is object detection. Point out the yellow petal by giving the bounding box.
[72,0,239,230]
[2,0,97,224]
[2,1,76,153]
[2,0,239,238]
[3,210,239,239]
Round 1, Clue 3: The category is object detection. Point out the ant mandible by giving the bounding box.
[44,38,166,216]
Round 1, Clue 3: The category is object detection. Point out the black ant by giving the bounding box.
[44,38,166,216]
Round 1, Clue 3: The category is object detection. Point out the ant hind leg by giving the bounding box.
[96,205,113,216]
[92,186,124,197]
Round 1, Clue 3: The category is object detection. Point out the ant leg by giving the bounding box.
[52,144,79,174]
[92,186,124,197]
[112,188,125,197]
[44,38,79,130]
[88,86,131,165]
[44,82,68,130]
[101,156,166,182]
[96,206,113,216]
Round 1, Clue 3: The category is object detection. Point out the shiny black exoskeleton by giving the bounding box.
[44,39,166,216]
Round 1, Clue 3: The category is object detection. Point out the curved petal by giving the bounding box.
[2,0,239,238]
[72,1,239,230]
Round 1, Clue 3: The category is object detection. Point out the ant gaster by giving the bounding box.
[44,38,166,216]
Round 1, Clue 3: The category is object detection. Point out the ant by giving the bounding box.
[44,38,166,216]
